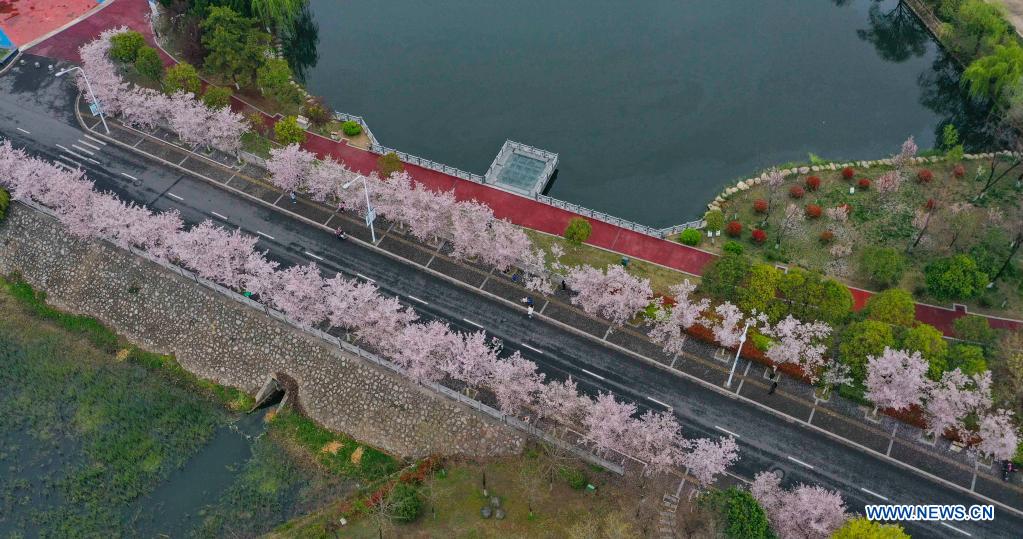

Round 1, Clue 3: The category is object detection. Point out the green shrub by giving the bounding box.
[737,264,781,315]
[833,517,909,539]
[341,120,363,136]
[704,209,725,232]
[750,332,774,352]
[699,488,771,539]
[865,289,916,327]
[256,57,301,104]
[134,46,164,82]
[722,240,744,255]
[274,116,306,145]
[700,253,751,302]
[558,466,588,489]
[109,31,145,63]
[948,343,987,375]
[679,228,703,246]
[303,100,331,127]
[840,320,896,382]
[902,323,949,379]
[388,482,423,523]
[0,187,9,223]
[563,217,592,245]
[163,62,201,95]
[953,315,997,346]
[858,246,906,288]
[377,152,404,179]
[772,270,852,326]
[201,85,233,110]
[925,255,988,300]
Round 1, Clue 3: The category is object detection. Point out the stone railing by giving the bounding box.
[370,142,487,184]
[333,111,380,147]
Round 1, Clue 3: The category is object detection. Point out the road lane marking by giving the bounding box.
[83,134,106,145]
[462,318,483,329]
[58,155,81,167]
[579,368,605,381]
[859,487,889,501]
[71,144,94,155]
[304,251,323,261]
[77,140,102,151]
[787,456,814,470]
[940,523,971,536]
[54,161,75,171]
[521,343,543,354]
[16,127,30,134]
[356,273,376,283]
[714,425,740,438]
[647,396,671,409]
[211,211,228,220]
[120,172,138,181]
[167,192,183,201]
[57,144,97,163]
[406,295,428,305]
[255,231,274,240]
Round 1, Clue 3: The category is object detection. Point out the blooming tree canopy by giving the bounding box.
[566,264,652,327]
[976,409,1020,460]
[761,316,832,382]
[924,369,992,437]
[267,143,317,194]
[711,302,748,349]
[683,436,739,486]
[751,471,848,539]
[649,279,709,356]
[489,352,546,415]
[864,348,929,413]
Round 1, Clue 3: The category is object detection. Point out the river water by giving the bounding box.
[297,0,991,227]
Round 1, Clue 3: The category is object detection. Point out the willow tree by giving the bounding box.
[962,43,1023,105]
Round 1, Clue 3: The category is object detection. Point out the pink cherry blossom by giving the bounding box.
[751,471,848,539]
[267,143,317,194]
[924,369,992,437]
[976,409,1019,461]
[390,320,456,383]
[489,352,546,415]
[630,410,685,474]
[442,330,499,392]
[649,279,708,356]
[536,376,589,425]
[565,264,652,327]
[682,436,739,486]
[711,302,747,349]
[266,263,327,327]
[582,391,637,457]
[865,347,929,413]
[761,315,832,382]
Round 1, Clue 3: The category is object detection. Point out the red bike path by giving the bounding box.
[24,0,1022,337]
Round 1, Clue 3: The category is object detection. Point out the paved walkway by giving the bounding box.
[1,0,112,50]
[27,0,1023,337]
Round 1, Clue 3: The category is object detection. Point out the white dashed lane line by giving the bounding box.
[76,139,102,151]
[120,172,138,181]
[83,134,107,145]
[859,487,889,501]
[304,251,323,262]
[71,144,95,155]
[787,456,814,470]
[211,211,228,220]
[520,343,543,354]
[255,231,274,240]
[462,318,483,329]
[406,295,428,305]
[714,425,741,438]
[647,396,671,409]
[16,127,30,134]
[356,273,376,283]
[166,192,184,201]
[579,368,605,381]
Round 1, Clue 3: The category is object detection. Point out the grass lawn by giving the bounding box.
[269,447,682,538]
[710,158,1023,316]
[525,229,696,296]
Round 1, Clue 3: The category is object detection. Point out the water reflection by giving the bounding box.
[918,52,995,150]
[282,4,319,83]
[857,1,929,63]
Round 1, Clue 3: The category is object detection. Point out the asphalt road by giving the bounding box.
[0,55,1018,538]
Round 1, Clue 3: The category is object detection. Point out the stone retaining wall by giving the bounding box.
[0,205,524,459]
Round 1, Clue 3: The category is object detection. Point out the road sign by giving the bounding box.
[365,206,376,227]
[89,102,103,116]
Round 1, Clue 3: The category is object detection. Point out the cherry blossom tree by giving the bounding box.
[267,143,317,194]
[711,302,748,349]
[323,274,380,332]
[762,167,785,224]
[565,264,652,327]
[976,409,1020,461]
[390,320,455,383]
[406,180,456,245]
[924,369,992,437]
[449,200,495,261]
[489,352,545,415]
[682,436,739,486]
[893,135,917,169]
[819,360,852,398]
[583,392,637,457]
[761,315,832,382]
[167,91,212,148]
[240,250,280,297]
[353,294,418,351]
[876,170,902,194]
[751,471,848,539]
[864,348,929,415]
[266,263,327,327]
[536,376,589,426]
[442,331,499,395]
[825,205,850,222]
[649,279,709,356]
[172,220,261,289]
[774,203,803,248]
[207,105,247,155]
[629,410,685,474]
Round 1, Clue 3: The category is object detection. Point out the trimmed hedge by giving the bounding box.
[0,187,9,223]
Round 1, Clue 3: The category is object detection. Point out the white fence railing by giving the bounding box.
[334,111,380,147]
[13,199,624,474]
[371,143,487,184]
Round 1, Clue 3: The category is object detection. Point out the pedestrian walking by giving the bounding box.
[526,296,534,307]
[290,191,297,204]
[527,306,534,319]
[768,380,778,395]
[561,280,567,291]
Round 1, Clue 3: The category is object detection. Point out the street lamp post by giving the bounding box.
[55,66,109,134]
[342,176,376,243]
[724,320,754,388]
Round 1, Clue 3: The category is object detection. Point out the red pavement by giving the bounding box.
[1,0,100,47]
[24,0,1023,337]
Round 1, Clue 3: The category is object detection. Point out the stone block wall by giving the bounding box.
[0,205,524,458]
